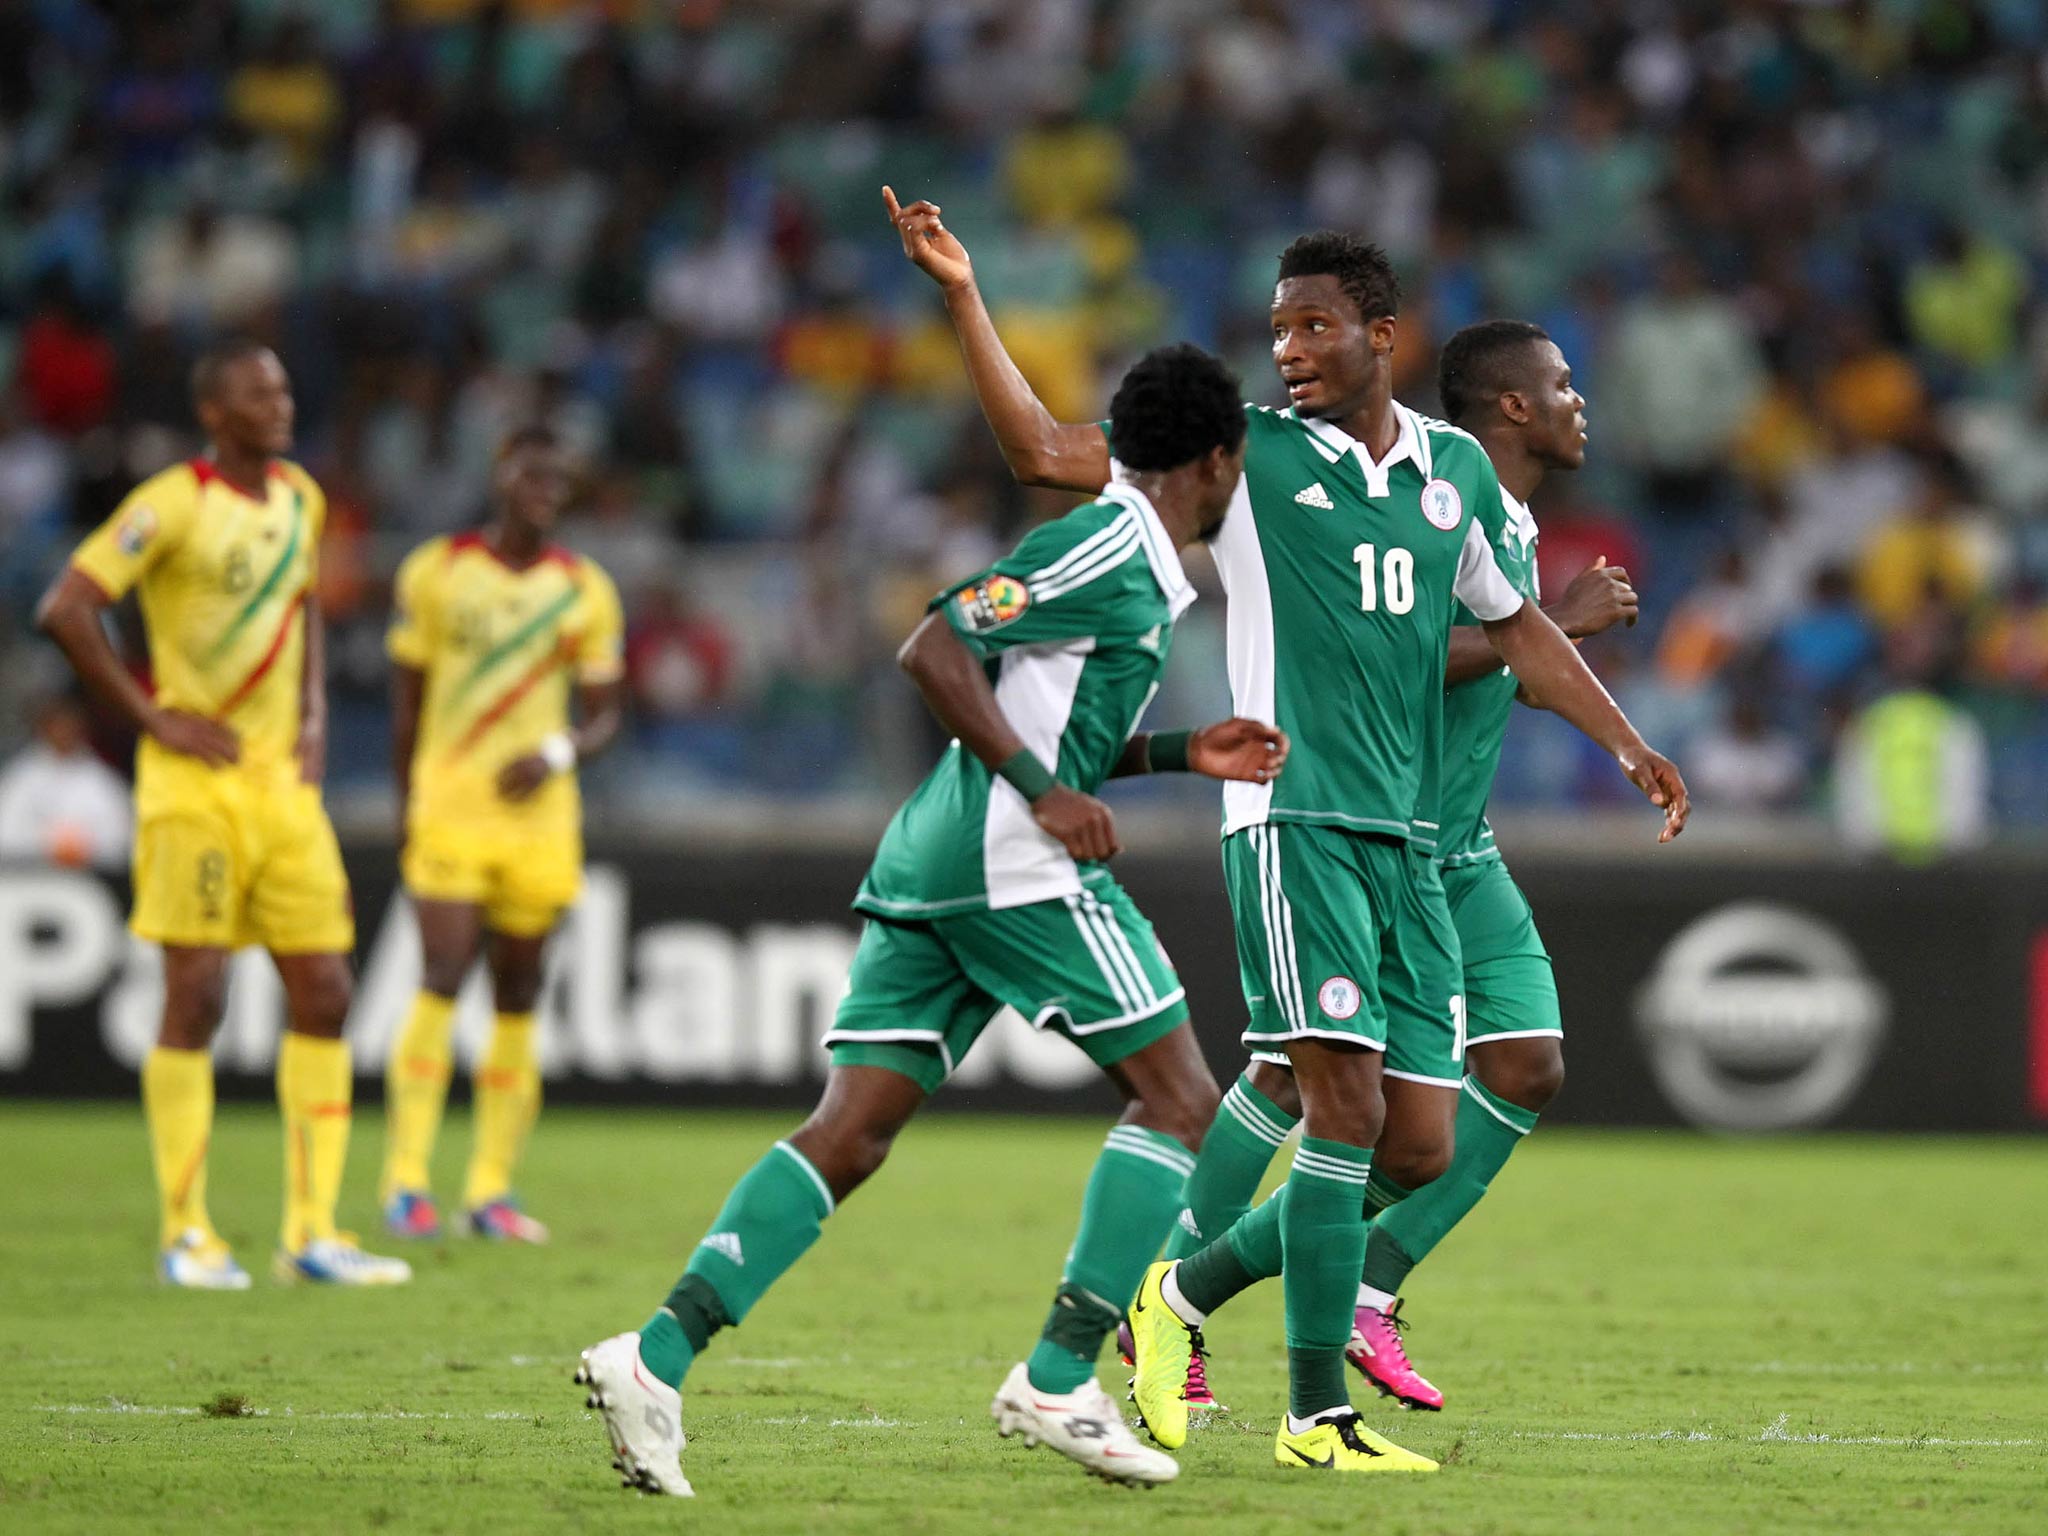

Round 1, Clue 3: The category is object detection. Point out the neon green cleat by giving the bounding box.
[1126,1260,1196,1449]
[1274,1410,1438,1473]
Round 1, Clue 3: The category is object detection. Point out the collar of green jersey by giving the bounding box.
[1098,480,1197,620]
[1284,400,1433,496]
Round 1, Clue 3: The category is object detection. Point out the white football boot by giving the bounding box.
[576,1332,693,1497]
[159,1228,252,1290]
[272,1234,413,1286]
[990,1362,1179,1487]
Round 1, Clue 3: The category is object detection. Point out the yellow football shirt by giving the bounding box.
[72,458,325,813]
[388,532,624,831]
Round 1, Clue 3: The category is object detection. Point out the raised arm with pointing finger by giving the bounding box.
[885,186,1112,493]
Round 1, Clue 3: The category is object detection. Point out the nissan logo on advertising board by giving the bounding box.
[1635,904,1889,1131]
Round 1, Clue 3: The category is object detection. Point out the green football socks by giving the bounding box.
[1027,1125,1194,1393]
[1364,1077,1538,1297]
[1163,1072,1297,1260]
[1282,1137,1373,1419]
[638,1139,837,1390]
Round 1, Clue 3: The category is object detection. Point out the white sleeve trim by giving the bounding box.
[1454,517,1525,621]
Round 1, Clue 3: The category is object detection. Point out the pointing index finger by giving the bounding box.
[882,185,901,219]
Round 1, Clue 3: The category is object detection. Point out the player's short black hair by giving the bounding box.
[189,338,276,404]
[1275,232,1401,322]
[1437,320,1553,426]
[1106,344,1245,473]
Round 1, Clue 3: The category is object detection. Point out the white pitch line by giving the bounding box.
[1731,1360,2048,1377]
[757,1414,911,1429]
[1478,1416,2040,1451]
[33,1402,534,1423]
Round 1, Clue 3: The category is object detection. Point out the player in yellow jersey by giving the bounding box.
[36,341,410,1289]
[379,426,625,1244]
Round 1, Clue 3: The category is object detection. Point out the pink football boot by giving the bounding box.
[1345,1299,1444,1411]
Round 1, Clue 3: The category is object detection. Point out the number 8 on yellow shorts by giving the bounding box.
[131,772,354,954]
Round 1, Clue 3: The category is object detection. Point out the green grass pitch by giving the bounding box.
[2,1103,2043,1535]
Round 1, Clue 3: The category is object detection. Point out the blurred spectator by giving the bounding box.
[0,395,69,542]
[129,200,298,330]
[1857,460,2003,631]
[1834,688,1990,864]
[1600,251,1766,519]
[1973,576,2048,694]
[1775,567,1880,701]
[1655,547,1760,689]
[626,581,736,724]
[226,14,342,184]
[0,694,132,871]
[16,280,117,437]
[1689,691,1810,813]
[1905,224,2027,374]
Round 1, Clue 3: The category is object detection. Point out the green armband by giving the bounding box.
[996,749,1057,801]
[1144,730,1193,774]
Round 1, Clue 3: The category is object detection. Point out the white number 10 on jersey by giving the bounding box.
[1353,543,1416,614]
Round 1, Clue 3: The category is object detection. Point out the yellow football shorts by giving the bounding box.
[402,817,582,938]
[132,773,355,954]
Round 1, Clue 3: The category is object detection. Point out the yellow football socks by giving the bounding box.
[143,1045,215,1247]
[464,1012,540,1209]
[381,991,457,1199]
[278,1032,352,1252]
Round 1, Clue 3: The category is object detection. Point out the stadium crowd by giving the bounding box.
[1,0,2044,840]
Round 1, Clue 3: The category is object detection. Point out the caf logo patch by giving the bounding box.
[953,574,1031,633]
[1419,478,1463,531]
[1318,975,1362,1021]
[117,505,158,556]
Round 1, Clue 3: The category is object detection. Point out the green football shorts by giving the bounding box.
[825,879,1190,1094]
[1442,855,1561,1043]
[1229,823,1466,1087]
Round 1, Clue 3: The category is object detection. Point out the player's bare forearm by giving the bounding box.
[942,283,1110,492]
[1483,604,1637,752]
[1445,627,1509,688]
[896,613,1026,771]
[36,565,238,766]
[1484,602,1689,838]
[36,568,157,733]
[298,601,328,783]
[571,679,626,761]
[391,664,423,838]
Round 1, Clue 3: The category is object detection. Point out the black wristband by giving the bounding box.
[1145,729,1193,774]
[996,749,1057,801]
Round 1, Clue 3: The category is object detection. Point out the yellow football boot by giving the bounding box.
[1274,1411,1439,1473]
[1126,1261,1197,1449]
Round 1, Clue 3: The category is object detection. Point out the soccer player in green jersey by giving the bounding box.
[575,343,1294,1495]
[1156,320,1645,1420]
[885,188,1689,1473]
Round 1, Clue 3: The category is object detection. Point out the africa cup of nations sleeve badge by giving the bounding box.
[118,505,158,556]
[954,574,1031,633]
[1420,479,1464,532]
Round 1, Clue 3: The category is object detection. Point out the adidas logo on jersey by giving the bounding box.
[700,1232,744,1266]
[1294,482,1335,510]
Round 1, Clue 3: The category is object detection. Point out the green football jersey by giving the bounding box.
[1438,485,1543,868]
[1210,403,1524,851]
[856,483,1194,917]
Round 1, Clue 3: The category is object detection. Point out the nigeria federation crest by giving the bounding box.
[1419,478,1463,531]
[1318,976,1363,1021]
